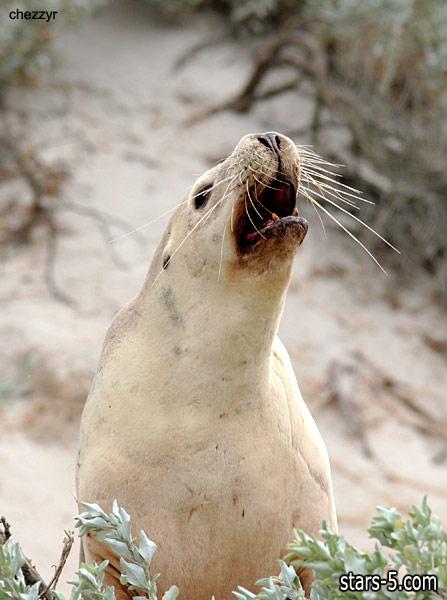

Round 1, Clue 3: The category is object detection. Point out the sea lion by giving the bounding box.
[76,132,337,600]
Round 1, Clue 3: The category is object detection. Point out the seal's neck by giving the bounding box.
[141,269,291,373]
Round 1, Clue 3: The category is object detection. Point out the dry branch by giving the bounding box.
[323,352,447,467]
[38,532,74,599]
[0,516,11,542]
[0,518,74,600]
[327,357,373,459]
[1,133,144,304]
[173,32,231,71]
[185,19,447,286]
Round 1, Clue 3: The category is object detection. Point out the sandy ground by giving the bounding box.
[1,1,446,595]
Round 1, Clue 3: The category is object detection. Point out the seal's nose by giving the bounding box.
[257,132,282,155]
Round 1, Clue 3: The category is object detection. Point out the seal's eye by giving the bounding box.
[193,184,212,210]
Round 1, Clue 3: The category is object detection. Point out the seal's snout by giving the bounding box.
[226,130,308,263]
[257,132,282,155]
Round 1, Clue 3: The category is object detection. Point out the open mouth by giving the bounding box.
[237,174,308,250]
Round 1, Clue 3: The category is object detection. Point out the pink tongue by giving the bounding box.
[245,219,276,240]
[245,231,259,241]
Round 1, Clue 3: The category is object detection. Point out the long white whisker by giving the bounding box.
[252,161,291,182]
[296,145,344,167]
[301,167,374,204]
[245,182,266,240]
[246,179,265,222]
[218,216,230,282]
[302,186,399,253]
[217,174,240,233]
[151,196,226,290]
[110,202,185,243]
[251,174,282,215]
[311,201,327,239]
[249,167,283,192]
[308,197,388,274]
[301,173,360,210]
[111,175,236,244]
[190,174,235,201]
[300,187,327,239]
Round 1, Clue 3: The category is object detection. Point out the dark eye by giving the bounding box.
[193,184,212,209]
[162,251,171,270]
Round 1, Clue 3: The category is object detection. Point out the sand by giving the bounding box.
[0,1,446,595]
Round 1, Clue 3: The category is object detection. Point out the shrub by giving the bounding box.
[142,0,300,32]
[181,0,447,287]
[0,0,107,93]
[1,497,446,599]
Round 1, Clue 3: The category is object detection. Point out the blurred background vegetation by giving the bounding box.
[1,0,446,293]
[0,0,446,589]
[0,1,108,92]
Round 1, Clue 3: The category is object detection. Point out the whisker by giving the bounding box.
[300,186,327,239]
[150,172,241,290]
[253,162,291,182]
[150,199,225,290]
[190,174,235,201]
[218,174,240,233]
[302,185,399,253]
[245,181,266,240]
[249,167,283,192]
[306,197,388,274]
[251,164,286,185]
[311,201,327,239]
[295,144,398,266]
[301,166,374,204]
[109,203,184,243]
[296,145,344,167]
[246,179,265,222]
[111,175,236,244]
[218,216,230,282]
[249,169,294,220]
[301,173,360,210]
[251,175,281,215]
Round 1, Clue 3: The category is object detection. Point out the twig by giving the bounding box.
[20,564,52,600]
[38,531,74,599]
[0,516,11,542]
[58,199,145,246]
[0,517,52,600]
[0,518,74,600]
[2,135,145,303]
[186,30,330,125]
[327,358,373,458]
[43,221,74,306]
[173,32,231,71]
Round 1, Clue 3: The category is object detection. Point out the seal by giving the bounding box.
[76,132,337,600]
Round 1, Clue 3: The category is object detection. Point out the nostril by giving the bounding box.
[257,136,273,150]
[257,133,281,155]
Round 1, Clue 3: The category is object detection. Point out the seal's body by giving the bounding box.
[77,133,337,599]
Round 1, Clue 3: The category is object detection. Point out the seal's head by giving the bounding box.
[160,132,307,283]
[228,132,307,264]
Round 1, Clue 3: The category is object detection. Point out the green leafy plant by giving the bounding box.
[286,496,447,599]
[75,500,178,600]
[0,498,446,599]
[0,0,107,92]
[0,537,41,600]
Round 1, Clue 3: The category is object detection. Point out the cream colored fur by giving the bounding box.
[77,133,337,600]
